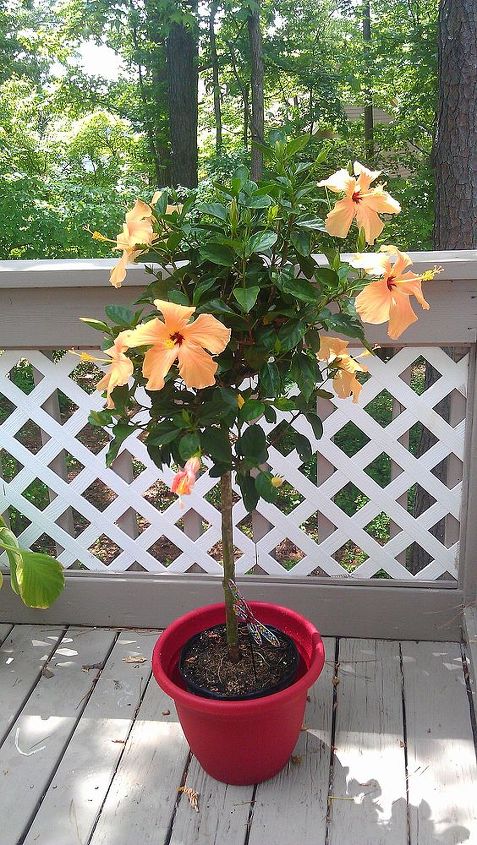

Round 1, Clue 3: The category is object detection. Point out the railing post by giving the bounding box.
[459,343,477,608]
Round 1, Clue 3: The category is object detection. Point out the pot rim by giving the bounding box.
[152,601,325,715]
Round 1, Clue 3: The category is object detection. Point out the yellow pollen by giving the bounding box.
[271,476,284,488]
[164,338,176,349]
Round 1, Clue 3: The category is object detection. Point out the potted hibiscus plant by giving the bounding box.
[81,136,436,784]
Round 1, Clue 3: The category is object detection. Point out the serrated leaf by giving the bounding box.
[13,551,65,609]
[255,471,278,503]
[233,286,260,312]
[244,231,277,257]
[259,362,281,397]
[293,430,313,461]
[201,428,232,464]
[200,243,235,266]
[240,399,265,422]
[104,305,134,327]
[179,432,201,461]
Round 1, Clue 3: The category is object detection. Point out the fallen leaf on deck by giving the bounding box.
[291,755,302,765]
[41,666,54,678]
[178,786,199,813]
[162,709,171,716]
[123,655,147,664]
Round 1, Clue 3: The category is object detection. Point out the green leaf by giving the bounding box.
[243,194,273,209]
[244,231,278,257]
[236,473,260,512]
[79,318,111,333]
[274,397,298,411]
[305,412,324,440]
[278,273,320,303]
[277,320,306,353]
[285,135,310,157]
[106,423,135,467]
[255,471,278,503]
[237,424,268,464]
[296,216,326,231]
[291,353,321,400]
[290,230,312,257]
[89,410,113,427]
[197,202,228,221]
[259,362,281,397]
[147,422,181,447]
[105,305,134,327]
[201,428,232,464]
[13,551,65,609]
[0,524,22,594]
[166,230,182,251]
[192,278,217,305]
[293,431,313,461]
[179,432,201,461]
[199,243,235,266]
[155,190,168,214]
[244,345,269,369]
[356,228,367,252]
[233,286,260,312]
[264,404,277,423]
[315,267,340,287]
[240,399,265,422]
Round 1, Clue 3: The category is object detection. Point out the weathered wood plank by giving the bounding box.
[89,670,190,845]
[402,641,477,844]
[22,630,158,845]
[0,623,13,645]
[0,575,463,642]
[0,627,116,845]
[328,639,407,845]
[463,606,477,710]
[0,624,64,745]
[169,756,254,845]
[246,637,335,845]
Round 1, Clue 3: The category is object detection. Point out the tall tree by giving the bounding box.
[166,1,199,187]
[434,0,477,249]
[247,0,264,179]
[209,0,223,154]
[362,0,374,163]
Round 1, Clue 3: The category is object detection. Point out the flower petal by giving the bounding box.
[355,203,385,244]
[354,161,382,191]
[333,369,363,403]
[126,199,154,224]
[324,198,356,238]
[317,336,350,362]
[142,345,178,390]
[349,252,390,276]
[153,299,196,329]
[127,318,169,348]
[318,168,356,194]
[395,276,430,309]
[355,279,392,325]
[110,252,129,288]
[363,186,401,215]
[177,342,218,389]
[387,292,418,339]
[182,313,231,353]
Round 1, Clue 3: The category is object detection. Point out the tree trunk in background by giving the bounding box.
[412,0,477,575]
[166,2,198,188]
[209,1,222,155]
[434,0,477,248]
[247,0,264,180]
[362,0,374,163]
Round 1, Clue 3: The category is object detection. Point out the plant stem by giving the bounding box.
[220,471,240,662]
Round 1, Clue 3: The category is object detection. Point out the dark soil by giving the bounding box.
[179,623,298,700]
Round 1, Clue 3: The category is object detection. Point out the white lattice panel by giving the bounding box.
[0,347,468,581]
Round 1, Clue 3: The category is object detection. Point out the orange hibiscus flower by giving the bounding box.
[317,336,368,403]
[110,200,157,289]
[318,162,400,244]
[171,457,201,496]
[70,330,134,409]
[352,246,438,340]
[127,299,231,391]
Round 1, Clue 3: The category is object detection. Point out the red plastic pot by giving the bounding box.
[152,602,325,785]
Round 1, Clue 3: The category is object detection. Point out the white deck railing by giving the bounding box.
[1,252,477,638]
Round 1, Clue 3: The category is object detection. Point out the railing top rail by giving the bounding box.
[1,251,476,347]
[1,250,477,288]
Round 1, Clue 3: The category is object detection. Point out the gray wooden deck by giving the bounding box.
[1,623,476,845]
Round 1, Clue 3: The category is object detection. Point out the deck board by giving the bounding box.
[22,630,158,845]
[0,624,65,746]
[1,624,475,845]
[247,637,336,845]
[402,641,477,845]
[0,626,116,845]
[328,639,408,845]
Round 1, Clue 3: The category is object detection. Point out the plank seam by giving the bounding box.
[399,643,412,845]
[0,625,68,751]
[460,642,477,760]
[324,637,340,845]
[17,629,120,845]
[242,784,258,845]
[0,624,13,646]
[163,751,193,845]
